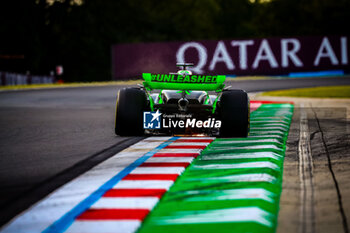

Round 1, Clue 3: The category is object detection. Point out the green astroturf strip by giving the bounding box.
[137,104,294,233]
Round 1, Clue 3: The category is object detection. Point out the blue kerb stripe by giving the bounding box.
[43,136,179,233]
[288,70,344,77]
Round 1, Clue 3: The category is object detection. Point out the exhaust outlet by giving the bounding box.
[178,98,189,112]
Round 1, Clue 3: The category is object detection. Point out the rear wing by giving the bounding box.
[142,73,226,91]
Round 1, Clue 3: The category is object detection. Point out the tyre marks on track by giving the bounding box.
[298,105,315,233]
[312,107,349,233]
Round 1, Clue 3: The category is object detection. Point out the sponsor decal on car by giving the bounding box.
[151,74,217,84]
[143,110,221,129]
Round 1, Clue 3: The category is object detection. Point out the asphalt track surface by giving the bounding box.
[0,76,350,226]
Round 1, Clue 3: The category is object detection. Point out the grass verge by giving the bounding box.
[262,85,350,98]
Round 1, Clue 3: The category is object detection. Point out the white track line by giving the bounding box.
[113,180,174,189]
[248,134,285,139]
[210,145,283,151]
[130,167,185,174]
[249,130,285,135]
[250,126,288,131]
[65,220,141,233]
[202,152,282,161]
[90,197,159,209]
[189,173,277,183]
[192,161,279,170]
[299,105,315,233]
[151,207,273,227]
[178,137,215,140]
[169,142,210,146]
[250,120,289,124]
[146,157,194,163]
[214,139,282,144]
[156,149,202,154]
[180,188,276,203]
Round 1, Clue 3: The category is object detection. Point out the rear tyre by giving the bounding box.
[219,89,250,137]
[115,88,147,136]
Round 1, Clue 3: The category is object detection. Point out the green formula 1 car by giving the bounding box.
[115,63,249,137]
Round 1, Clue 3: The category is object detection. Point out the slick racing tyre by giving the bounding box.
[115,88,147,136]
[219,89,250,137]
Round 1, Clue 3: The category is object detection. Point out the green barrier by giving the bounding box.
[138,104,294,233]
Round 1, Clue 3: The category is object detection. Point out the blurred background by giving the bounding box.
[1,0,350,82]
